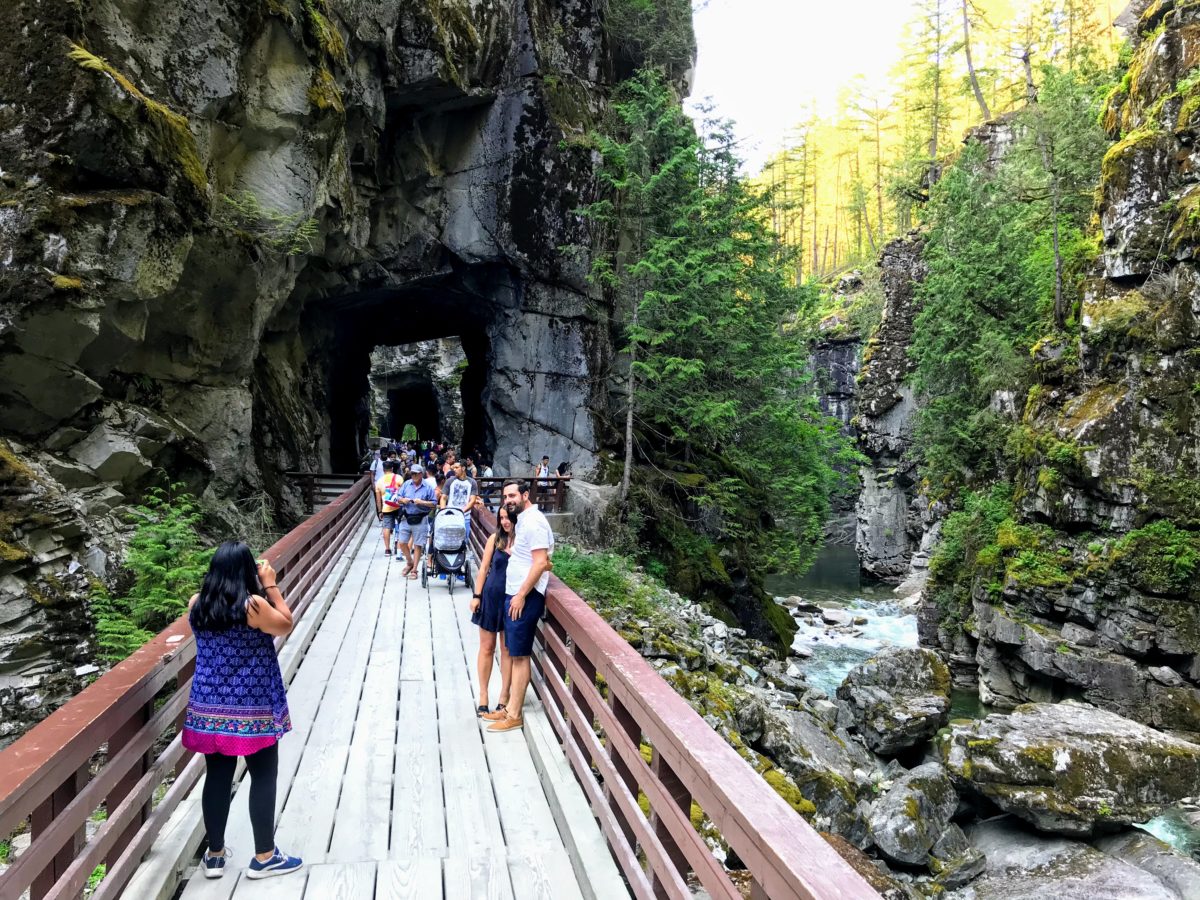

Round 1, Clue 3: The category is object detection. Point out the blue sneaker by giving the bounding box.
[245,847,303,880]
[201,846,230,879]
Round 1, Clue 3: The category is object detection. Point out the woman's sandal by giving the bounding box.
[476,704,489,717]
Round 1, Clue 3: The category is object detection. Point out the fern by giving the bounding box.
[92,484,214,661]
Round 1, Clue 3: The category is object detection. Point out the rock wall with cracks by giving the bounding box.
[0,0,638,737]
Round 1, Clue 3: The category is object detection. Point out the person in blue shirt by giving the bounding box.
[396,465,437,578]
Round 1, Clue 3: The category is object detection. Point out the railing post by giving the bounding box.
[606,695,641,848]
[649,753,693,898]
[542,618,568,719]
[105,700,153,867]
[31,764,88,900]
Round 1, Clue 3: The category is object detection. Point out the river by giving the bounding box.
[767,542,1197,857]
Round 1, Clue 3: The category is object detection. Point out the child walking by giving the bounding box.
[182,541,303,880]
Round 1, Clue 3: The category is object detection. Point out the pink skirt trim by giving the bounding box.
[182,728,280,756]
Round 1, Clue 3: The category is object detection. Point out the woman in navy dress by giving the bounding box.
[470,505,515,716]
[183,541,303,881]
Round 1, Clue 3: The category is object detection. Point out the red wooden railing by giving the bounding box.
[0,476,372,900]
[468,507,876,900]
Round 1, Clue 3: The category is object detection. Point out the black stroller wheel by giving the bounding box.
[420,560,428,588]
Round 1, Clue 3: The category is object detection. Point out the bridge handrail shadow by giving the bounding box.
[468,508,877,900]
[0,476,373,900]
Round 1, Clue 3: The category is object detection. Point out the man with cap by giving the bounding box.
[396,463,438,578]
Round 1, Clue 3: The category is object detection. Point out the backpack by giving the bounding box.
[380,475,403,512]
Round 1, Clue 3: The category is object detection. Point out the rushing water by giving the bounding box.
[766,544,920,697]
[768,543,1198,858]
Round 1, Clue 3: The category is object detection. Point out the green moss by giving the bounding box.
[302,0,346,64]
[307,65,344,114]
[1059,383,1128,433]
[420,0,482,89]
[0,540,29,562]
[49,274,83,291]
[762,768,816,818]
[0,441,36,486]
[1100,128,1164,196]
[904,795,920,819]
[67,42,207,194]
[541,73,594,133]
[639,742,653,765]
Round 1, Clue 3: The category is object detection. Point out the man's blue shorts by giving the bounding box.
[503,589,545,657]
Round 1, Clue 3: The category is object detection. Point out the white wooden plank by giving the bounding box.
[427,585,507,857]
[399,573,433,682]
[228,869,308,900]
[327,565,403,862]
[375,859,442,900]
[301,862,376,900]
[389,680,446,857]
[442,856,516,900]
[507,848,586,900]
[178,865,242,900]
[272,553,389,863]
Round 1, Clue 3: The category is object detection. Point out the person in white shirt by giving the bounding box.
[481,479,554,733]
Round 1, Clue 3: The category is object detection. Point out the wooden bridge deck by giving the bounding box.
[168,520,621,900]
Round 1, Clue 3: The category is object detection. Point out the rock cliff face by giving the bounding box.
[0,0,644,735]
[854,233,928,580]
[921,1,1200,734]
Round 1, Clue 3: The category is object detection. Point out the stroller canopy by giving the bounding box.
[433,507,467,551]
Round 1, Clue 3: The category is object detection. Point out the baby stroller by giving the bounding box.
[422,507,471,595]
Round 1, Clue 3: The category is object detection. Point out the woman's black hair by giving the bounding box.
[190,541,262,632]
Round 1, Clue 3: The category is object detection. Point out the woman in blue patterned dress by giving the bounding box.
[183,541,303,881]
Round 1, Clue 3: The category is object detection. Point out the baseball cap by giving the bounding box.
[411,464,424,474]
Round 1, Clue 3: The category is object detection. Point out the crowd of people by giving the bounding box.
[176,441,564,881]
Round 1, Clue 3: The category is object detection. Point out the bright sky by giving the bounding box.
[688,0,921,173]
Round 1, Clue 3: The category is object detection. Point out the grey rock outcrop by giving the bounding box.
[868,762,959,865]
[836,648,952,756]
[854,233,927,580]
[0,0,688,738]
[940,702,1200,837]
[369,340,466,445]
[920,3,1200,737]
[950,816,1194,900]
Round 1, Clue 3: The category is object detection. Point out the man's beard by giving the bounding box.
[504,501,520,517]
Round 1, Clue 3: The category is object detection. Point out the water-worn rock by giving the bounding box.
[868,762,959,865]
[949,816,1186,899]
[940,702,1200,836]
[1093,831,1200,899]
[930,823,987,888]
[837,648,952,755]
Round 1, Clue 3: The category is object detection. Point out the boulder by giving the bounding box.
[940,702,1200,836]
[930,823,986,889]
[948,816,1184,899]
[821,608,853,627]
[837,647,952,755]
[868,761,959,866]
[1093,831,1200,899]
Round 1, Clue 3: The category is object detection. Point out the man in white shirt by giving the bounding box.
[482,479,554,733]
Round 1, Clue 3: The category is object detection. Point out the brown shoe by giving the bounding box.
[480,705,507,721]
[487,715,523,732]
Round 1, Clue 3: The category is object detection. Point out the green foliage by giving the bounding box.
[583,71,857,579]
[604,0,695,76]
[92,484,214,661]
[552,544,661,620]
[911,61,1116,494]
[0,840,9,865]
[86,864,106,894]
[401,423,419,442]
[1113,520,1200,595]
[929,485,1015,618]
[216,191,317,255]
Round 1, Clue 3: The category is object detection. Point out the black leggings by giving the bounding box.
[202,744,278,855]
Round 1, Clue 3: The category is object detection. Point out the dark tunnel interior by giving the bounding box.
[323,269,503,470]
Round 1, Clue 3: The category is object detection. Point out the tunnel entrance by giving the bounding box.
[322,269,505,472]
[382,375,440,442]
